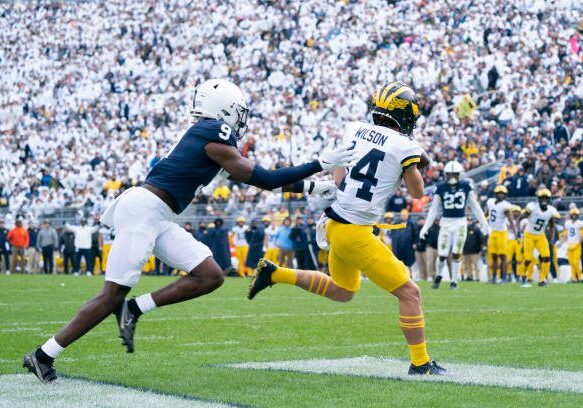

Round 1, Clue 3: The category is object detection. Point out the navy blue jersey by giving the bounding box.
[435,180,473,218]
[145,119,237,213]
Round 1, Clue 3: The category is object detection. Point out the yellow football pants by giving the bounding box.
[325,220,409,293]
[264,247,279,265]
[567,243,582,282]
[235,245,251,276]
[488,230,508,255]
[523,232,550,282]
[507,239,524,277]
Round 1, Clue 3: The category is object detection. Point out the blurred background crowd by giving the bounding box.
[0,1,582,277]
[1,0,582,224]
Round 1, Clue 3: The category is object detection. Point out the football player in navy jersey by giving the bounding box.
[419,161,489,289]
[23,79,356,382]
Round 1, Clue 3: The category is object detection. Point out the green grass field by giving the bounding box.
[2,275,583,407]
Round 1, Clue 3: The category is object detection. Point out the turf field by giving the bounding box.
[1,274,583,407]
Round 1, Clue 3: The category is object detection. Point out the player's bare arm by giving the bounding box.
[402,164,424,199]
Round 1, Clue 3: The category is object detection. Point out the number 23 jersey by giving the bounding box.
[524,202,559,235]
[435,180,473,219]
[332,121,423,225]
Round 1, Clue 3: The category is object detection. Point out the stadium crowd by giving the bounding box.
[0,0,582,223]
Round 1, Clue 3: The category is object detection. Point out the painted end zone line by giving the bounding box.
[0,374,235,408]
[224,357,583,394]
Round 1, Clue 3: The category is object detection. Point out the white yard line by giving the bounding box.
[225,357,583,394]
[0,374,234,408]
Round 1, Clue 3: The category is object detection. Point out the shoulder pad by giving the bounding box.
[194,119,237,147]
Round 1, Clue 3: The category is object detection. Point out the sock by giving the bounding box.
[272,266,297,285]
[451,260,462,283]
[436,259,445,278]
[399,315,429,366]
[540,262,550,282]
[134,294,157,315]
[517,262,524,278]
[40,337,65,361]
[305,271,333,296]
[408,342,430,367]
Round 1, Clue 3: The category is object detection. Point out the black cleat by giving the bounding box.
[432,275,442,289]
[114,299,139,353]
[248,258,277,300]
[538,281,547,287]
[450,281,458,290]
[408,360,447,376]
[23,348,57,383]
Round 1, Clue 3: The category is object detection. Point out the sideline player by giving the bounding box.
[231,216,250,276]
[262,216,279,264]
[23,79,356,382]
[249,82,446,375]
[520,189,560,287]
[485,185,516,283]
[419,161,489,289]
[507,205,524,282]
[564,207,583,282]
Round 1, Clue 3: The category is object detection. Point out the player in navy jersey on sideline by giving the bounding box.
[419,161,489,289]
[23,79,356,382]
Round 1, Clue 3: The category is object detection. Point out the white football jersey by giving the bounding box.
[332,121,423,225]
[231,225,248,246]
[507,219,516,240]
[486,198,512,231]
[564,219,583,244]
[264,225,278,249]
[524,202,560,235]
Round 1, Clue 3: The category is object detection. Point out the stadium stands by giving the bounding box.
[0,0,582,224]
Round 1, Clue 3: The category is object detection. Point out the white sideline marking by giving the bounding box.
[0,374,233,408]
[225,357,583,394]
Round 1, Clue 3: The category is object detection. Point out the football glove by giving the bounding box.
[309,181,337,200]
[318,143,358,170]
[419,228,428,240]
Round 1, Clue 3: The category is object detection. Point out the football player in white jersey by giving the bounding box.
[231,216,250,276]
[485,185,516,283]
[419,161,489,289]
[520,189,560,286]
[564,207,583,282]
[261,216,279,264]
[249,82,445,375]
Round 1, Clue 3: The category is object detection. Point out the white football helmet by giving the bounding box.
[191,79,249,138]
[444,160,464,185]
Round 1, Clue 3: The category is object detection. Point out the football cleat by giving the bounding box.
[408,360,447,376]
[23,348,57,383]
[431,275,442,289]
[248,258,276,300]
[114,299,139,353]
[450,282,458,290]
[538,281,547,287]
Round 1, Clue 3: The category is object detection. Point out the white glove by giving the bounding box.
[481,225,491,236]
[310,181,337,195]
[318,142,358,170]
[419,228,428,240]
[201,169,230,195]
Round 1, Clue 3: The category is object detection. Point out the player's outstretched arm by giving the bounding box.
[419,195,441,239]
[468,194,489,234]
[205,142,356,191]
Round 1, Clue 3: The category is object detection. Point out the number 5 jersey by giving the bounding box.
[523,202,560,235]
[331,121,423,225]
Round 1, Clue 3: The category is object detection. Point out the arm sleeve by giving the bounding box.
[421,195,442,233]
[248,161,322,190]
[468,193,489,230]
